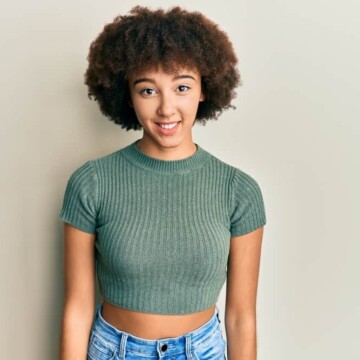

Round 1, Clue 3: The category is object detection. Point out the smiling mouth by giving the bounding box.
[155,121,180,129]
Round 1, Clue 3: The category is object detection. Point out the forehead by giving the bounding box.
[128,64,201,81]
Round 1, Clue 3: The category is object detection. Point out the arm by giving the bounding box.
[225,226,264,360]
[59,223,96,360]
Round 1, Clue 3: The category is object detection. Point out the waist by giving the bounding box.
[101,299,217,340]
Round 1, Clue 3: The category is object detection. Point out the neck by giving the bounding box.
[136,138,197,161]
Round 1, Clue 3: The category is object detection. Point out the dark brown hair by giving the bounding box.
[84,5,241,130]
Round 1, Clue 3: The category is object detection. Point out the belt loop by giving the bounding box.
[185,334,193,360]
[118,333,128,360]
[215,305,221,323]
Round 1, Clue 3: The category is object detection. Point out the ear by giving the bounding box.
[125,79,134,108]
[199,92,205,102]
[127,96,133,108]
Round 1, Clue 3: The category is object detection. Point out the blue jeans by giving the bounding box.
[87,303,227,359]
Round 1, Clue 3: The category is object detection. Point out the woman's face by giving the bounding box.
[127,65,205,157]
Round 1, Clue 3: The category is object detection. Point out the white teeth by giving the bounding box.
[159,122,178,129]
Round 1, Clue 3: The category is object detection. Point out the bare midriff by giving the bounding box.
[101,299,216,340]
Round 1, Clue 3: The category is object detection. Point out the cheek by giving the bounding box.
[132,99,156,120]
[178,95,202,114]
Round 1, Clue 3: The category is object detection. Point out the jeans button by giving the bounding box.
[161,344,168,351]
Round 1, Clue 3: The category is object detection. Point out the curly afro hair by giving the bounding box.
[84,5,241,131]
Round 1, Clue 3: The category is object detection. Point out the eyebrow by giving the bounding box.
[133,75,196,87]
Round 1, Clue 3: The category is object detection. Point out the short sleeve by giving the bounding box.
[229,168,267,237]
[59,160,99,234]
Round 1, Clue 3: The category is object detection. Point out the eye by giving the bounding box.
[177,85,191,92]
[139,88,157,96]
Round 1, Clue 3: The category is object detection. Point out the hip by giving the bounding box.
[87,303,227,359]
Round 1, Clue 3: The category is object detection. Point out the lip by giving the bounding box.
[155,121,181,135]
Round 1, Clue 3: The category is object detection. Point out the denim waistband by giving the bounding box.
[92,303,221,357]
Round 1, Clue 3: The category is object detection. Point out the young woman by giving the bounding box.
[59,6,266,360]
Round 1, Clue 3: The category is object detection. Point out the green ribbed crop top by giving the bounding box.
[59,139,266,314]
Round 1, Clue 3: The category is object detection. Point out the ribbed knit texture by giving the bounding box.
[59,139,266,314]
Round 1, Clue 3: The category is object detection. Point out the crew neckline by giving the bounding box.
[120,139,211,174]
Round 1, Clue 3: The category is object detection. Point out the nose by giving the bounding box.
[157,93,176,118]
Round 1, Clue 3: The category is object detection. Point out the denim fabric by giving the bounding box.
[87,303,227,360]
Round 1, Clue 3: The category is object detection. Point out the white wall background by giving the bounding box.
[1,0,359,359]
